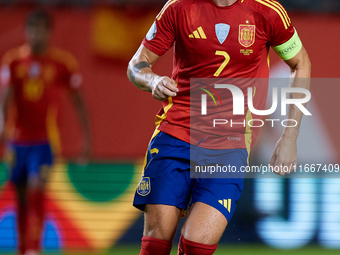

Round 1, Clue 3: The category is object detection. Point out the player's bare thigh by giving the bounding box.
[28,164,51,190]
[144,204,182,242]
[181,202,228,245]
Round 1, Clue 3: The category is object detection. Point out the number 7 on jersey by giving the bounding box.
[214,51,230,77]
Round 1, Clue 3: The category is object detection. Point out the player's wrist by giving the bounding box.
[148,74,161,91]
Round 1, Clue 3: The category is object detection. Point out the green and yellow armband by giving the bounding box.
[273,29,302,60]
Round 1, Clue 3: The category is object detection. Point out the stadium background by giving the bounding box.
[0,0,339,254]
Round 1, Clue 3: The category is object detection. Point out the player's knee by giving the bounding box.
[27,176,45,190]
[28,165,50,190]
[144,204,180,242]
[180,202,228,245]
[143,223,174,242]
[180,225,217,245]
[178,235,217,255]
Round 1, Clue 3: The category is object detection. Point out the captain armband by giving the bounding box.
[273,29,303,61]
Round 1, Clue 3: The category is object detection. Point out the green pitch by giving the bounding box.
[108,245,340,255]
[1,245,339,255]
[79,245,340,255]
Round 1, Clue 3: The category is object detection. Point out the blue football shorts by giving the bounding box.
[7,142,53,185]
[133,131,248,222]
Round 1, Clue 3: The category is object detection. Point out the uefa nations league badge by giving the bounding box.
[146,22,157,41]
[215,23,231,44]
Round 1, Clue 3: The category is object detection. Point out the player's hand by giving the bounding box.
[151,76,178,101]
[270,136,297,176]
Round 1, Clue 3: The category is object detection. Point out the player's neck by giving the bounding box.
[212,0,238,7]
[30,45,48,56]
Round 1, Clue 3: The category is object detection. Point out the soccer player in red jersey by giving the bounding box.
[0,11,91,255]
[128,0,311,254]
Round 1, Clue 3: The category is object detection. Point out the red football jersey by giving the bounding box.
[143,0,300,151]
[1,44,82,143]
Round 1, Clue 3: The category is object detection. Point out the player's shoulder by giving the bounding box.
[161,0,197,11]
[242,0,291,28]
[163,0,193,6]
[242,0,289,18]
[48,47,78,72]
[159,0,216,16]
[1,45,30,66]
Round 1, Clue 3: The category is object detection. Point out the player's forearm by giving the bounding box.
[72,92,91,144]
[0,87,11,135]
[127,43,164,92]
[282,51,311,140]
[78,108,91,141]
[128,45,177,101]
[127,59,159,92]
[282,102,304,140]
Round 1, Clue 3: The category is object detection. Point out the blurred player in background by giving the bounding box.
[128,0,311,254]
[0,10,91,255]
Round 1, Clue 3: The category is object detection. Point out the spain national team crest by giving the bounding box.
[238,25,256,48]
[137,177,151,196]
[215,23,230,44]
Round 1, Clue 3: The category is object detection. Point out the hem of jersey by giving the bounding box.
[158,123,247,150]
[10,139,50,146]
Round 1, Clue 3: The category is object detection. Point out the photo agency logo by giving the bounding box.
[199,83,312,128]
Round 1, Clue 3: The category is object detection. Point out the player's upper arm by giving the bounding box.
[63,56,82,91]
[129,44,161,69]
[265,2,311,74]
[0,64,11,88]
[1,84,14,105]
[284,46,311,73]
[1,50,15,88]
[267,1,302,62]
[49,48,83,91]
[128,0,177,79]
[142,0,177,57]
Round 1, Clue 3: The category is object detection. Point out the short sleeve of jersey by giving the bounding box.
[65,59,82,91]
[0,51,14,88]
[142,0,177,56]
[267,3,294,47]
[266,2,302,60]
[52,49,82,90]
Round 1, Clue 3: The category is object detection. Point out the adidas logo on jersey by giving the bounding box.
[189,26,207,39]
[218,199,232,213]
